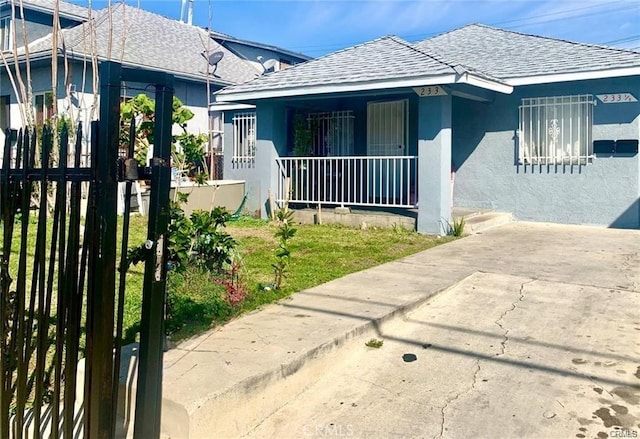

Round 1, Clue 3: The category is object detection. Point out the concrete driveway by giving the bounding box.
[242,223,640,439]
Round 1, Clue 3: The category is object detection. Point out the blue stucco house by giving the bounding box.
[214,24,640,233]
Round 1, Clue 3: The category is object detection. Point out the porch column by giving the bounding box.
[417,95,452,234]
[255,101,286,219]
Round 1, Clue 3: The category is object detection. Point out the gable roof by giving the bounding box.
[215,35,512,101]
[22,3,261,85]
[417,24,640,85]
[209,30,311,63]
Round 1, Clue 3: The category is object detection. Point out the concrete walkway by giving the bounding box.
[155,222,639,438]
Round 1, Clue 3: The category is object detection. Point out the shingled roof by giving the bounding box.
[216,35,512,101]
[0,0,88,20]
[21,3,262,85]
[217,23,640,102]
[416,24,640,84]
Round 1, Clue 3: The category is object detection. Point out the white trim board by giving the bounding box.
[506,66,640,86]
[216,72,513,102]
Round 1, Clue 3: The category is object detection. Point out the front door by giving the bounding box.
[367,99,407,204]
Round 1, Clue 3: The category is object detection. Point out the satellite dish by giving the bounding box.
[202,51,224,75]
[257,57,279,74]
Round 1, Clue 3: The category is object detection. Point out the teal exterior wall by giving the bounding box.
[222,76,640,230]
[452,76,640,228]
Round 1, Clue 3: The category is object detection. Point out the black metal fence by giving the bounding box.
[0,62,174,439]
[0,123,97,438]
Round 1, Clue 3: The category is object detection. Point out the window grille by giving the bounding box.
[232,112,256,163]
[307,110,354,156]
[518,95,593,165]
[367,100,407,156]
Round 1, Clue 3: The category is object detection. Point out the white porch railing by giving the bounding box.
[276,156,418,208]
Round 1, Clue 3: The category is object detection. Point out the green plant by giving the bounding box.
[272,207,297,290]
[120,94,156,165]
[292,113,313,156]
[445,217,466,237]
[126,195,237,275]
[120,94,209,181]
[167,198,236,273]
[365,339,384,348]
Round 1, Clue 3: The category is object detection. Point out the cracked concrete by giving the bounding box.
[438,359,481,439]
[152,222,640,438]
[494,280,532,356]
[245,273,640,439]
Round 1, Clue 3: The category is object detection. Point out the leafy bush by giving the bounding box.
[167,194,236,274]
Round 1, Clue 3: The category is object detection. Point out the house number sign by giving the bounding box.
[596,93,637,103]
[413,86,448,97]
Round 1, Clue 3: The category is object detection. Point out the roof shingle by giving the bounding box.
[23,3,263,85]
[217,35,458,96]
[416,24,640,80]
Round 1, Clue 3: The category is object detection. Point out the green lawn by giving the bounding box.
[3,214,454,344]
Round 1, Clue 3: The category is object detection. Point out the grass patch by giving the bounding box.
[232,221,453,317]
[2,213,454,344]
[365,338,384,348]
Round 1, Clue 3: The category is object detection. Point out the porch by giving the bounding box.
[276,155,418,208]
[287,205,512,234]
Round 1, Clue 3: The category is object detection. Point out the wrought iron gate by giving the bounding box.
[0,62,174,438]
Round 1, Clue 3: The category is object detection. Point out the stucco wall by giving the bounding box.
[222,111,262,215]
[452,76,640,228]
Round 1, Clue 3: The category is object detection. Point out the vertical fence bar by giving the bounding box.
[14,128,34,439]
[112,119,136,429]
[133,74,174,439]
[86,60,121,439]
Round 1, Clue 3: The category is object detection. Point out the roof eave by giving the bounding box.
[458,72,513,94]
[210,31,311,62]
[208,102,256,111]
[506,66,640,86]
[216,72,512,102]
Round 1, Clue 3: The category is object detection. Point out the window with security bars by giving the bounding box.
[518,95,594,165]
[308,110,354,156]
[232,112,256,163]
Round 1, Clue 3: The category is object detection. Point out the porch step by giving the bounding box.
[456,211,513,234]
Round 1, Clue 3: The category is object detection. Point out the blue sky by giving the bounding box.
[71,0,640,56]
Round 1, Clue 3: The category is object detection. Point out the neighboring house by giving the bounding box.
[0,0,309,176]
[215,24,640,232]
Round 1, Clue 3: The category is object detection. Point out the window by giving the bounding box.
[210,111,223,154]
[232,112,256,163]
[307,110,354,156]
[518,95,593,165]
[0,95,9,130]
[34,92,54,126]
[0,17,11,52]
